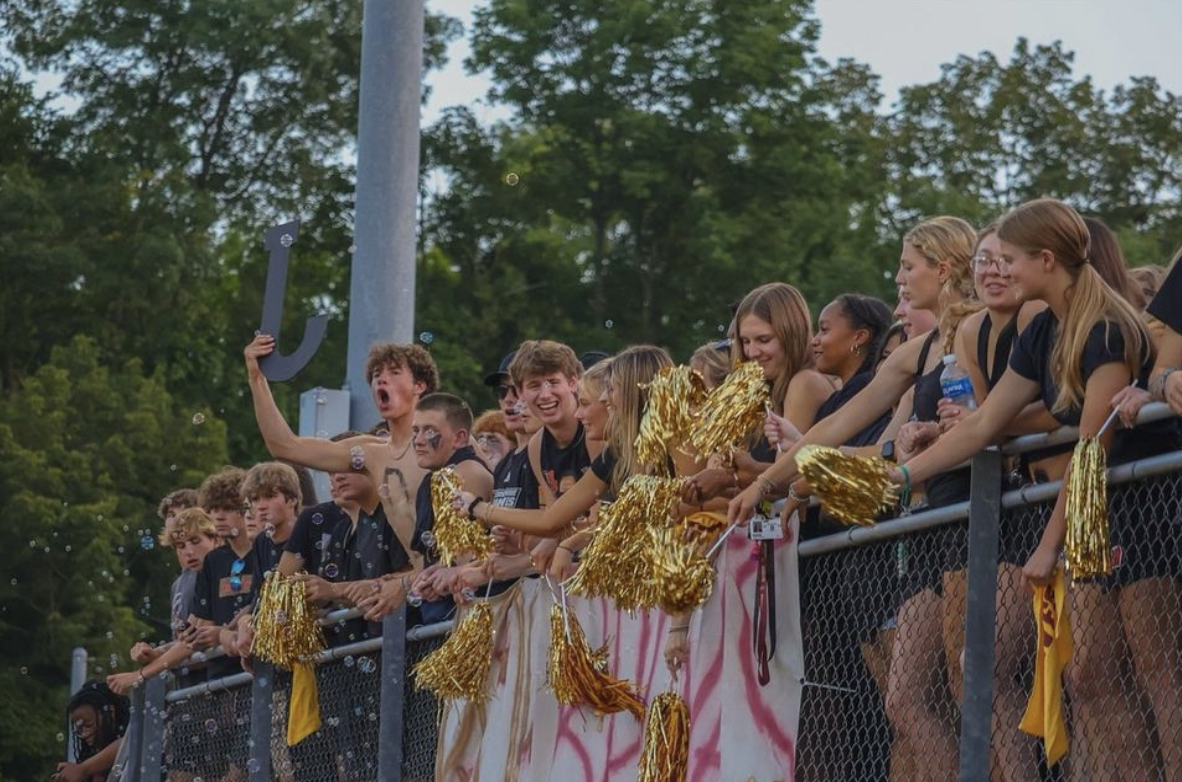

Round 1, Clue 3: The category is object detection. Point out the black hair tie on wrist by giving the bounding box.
[466,497,483,521]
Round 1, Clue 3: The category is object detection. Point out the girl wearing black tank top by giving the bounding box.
[890,199,1179,782]
[933,225,1048,782]
[730,217,980,782]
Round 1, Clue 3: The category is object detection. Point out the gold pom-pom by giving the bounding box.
[565,475,685,611]
[637,690,691,782]
[252,571,326,668]
[682,511,728,536]
[546,604,645,719]
[413,602,494,702]
[635,365,709,473]
[688,361,769,458]
[649,525,715,615]
[431,468,493,565]
[796,444,897,527]
[1065,436,1112,579]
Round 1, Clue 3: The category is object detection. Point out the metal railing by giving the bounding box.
[110,403,1179,782]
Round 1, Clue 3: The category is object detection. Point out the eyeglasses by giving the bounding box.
[972,253,1010,272]
[228,558,247,593]
[496,384,515,400]
[474,433,501,447]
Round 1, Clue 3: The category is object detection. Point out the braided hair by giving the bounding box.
[67,681,130,762]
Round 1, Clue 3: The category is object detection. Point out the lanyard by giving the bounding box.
[753,539,777,686]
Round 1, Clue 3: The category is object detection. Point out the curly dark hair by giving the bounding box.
[198,467,247,512]
[364,343,440,392]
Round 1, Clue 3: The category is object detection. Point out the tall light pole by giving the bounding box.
[345,0,423,429]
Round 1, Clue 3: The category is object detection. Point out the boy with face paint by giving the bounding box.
[388,394,493,624]
[244,336,439,569]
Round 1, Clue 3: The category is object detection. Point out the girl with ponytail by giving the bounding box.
[881,198,1181,780]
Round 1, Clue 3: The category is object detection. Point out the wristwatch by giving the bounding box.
[881,440,897,463]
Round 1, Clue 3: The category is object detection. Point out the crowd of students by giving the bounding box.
[71,197,1182,782]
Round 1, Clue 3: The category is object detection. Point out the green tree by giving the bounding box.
[885,39,1182,265]
[0,336,227,780]
[419,0,895,391]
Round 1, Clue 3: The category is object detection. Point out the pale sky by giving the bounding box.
[424,0,1182,124]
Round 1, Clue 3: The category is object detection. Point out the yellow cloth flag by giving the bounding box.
[286,662,321,746]
[1019,569,1072,765]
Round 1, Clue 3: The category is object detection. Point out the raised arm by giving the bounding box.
[727,336,925,523]
[244,334,365,472]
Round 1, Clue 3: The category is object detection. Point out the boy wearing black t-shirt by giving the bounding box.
[509,340,591,575]
[403,394,494,625]
[241,462,302,579]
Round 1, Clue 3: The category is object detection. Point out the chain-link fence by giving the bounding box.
[115,613,451,782]
[795,429,1182,782]
[113,406,1180,782]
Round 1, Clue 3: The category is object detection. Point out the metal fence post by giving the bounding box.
[139,674,167,781]
[67,647,88,763]
[378,606,408,781]
[122,685,145,782]
[249,663,274,782]
[959,448,1002,782]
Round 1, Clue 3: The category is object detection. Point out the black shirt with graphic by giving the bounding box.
[484,447,539,597]
[318,502,410,645]
[539,423,591,499]
[492,447,540,510]
[284,500,351,578]
[190,545,257,679]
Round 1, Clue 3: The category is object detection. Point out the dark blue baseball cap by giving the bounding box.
[483,351,517,387]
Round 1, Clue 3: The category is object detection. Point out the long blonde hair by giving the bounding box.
[606,345,674,492]
[731,283,813,410]
[998,198,1149,414]
[904,216,981,356]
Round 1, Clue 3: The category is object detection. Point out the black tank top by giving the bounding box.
[912,331,971,509]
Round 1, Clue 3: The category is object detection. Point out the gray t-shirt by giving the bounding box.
[169,569,198,637]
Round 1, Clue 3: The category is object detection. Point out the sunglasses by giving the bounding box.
[229,558,247,593]
[496,384,516,400]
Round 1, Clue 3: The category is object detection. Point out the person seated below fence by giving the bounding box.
[54,681,130,782]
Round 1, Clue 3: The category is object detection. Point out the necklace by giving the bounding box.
[387,434,413,461]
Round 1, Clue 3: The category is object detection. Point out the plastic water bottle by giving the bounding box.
[939,355,977,410]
